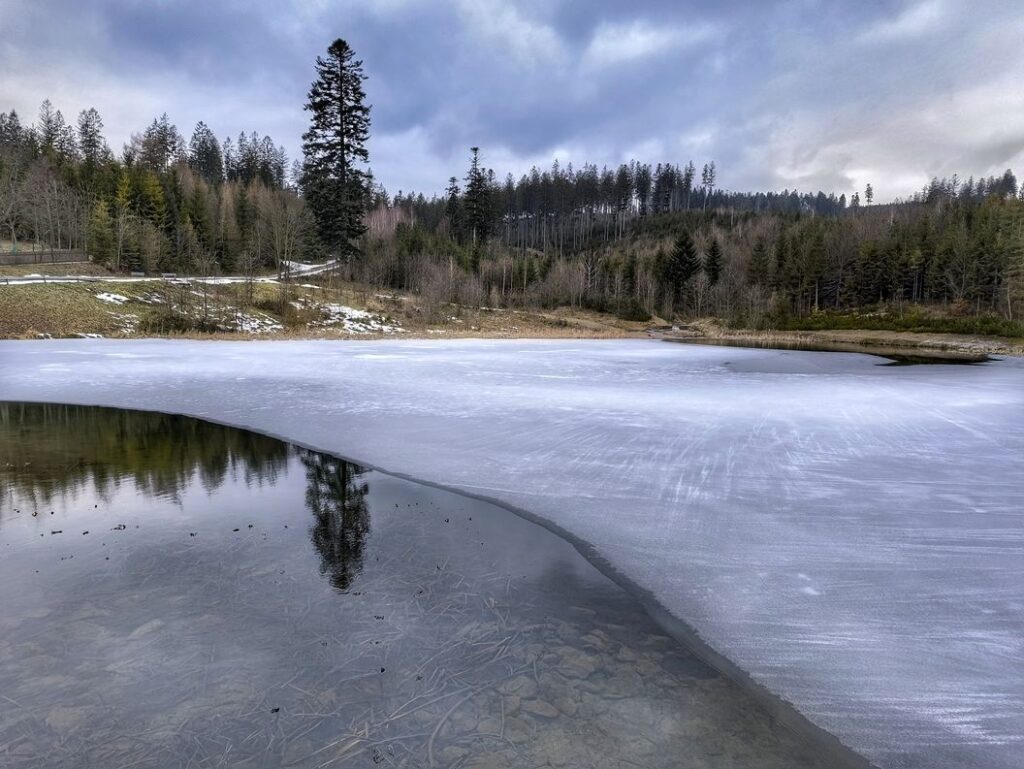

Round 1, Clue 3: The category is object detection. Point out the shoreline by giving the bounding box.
[656,323,1024,358]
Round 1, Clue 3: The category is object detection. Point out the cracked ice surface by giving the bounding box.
[0,338,1022,769]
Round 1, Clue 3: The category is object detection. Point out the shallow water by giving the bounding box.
[0,402,828,769]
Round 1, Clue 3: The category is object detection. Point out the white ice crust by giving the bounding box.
[0,338,1021,769]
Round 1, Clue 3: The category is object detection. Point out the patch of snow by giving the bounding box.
[282,258,340,276]
[95,292,129,304]
[292,297,404,335]
[107,311,140,334]
[218,311,284,335]
[314,303,404,334]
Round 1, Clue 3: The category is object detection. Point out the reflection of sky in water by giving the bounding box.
[0,403,827,769]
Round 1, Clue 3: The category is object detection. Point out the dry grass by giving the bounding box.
[679,320,1024,357]
[13,277,1016,353]
[0,277,646,341]
[0,283,122,337]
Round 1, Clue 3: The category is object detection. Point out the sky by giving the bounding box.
[2,0,1023,202]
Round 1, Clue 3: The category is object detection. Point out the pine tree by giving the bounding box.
[663,230,700,308]
[705,237,723,285]
[444,176,462,242]
[188,122,224,184]
[0,110,23,147]
[88,200,115,264]
[301,38,371,259]
[77,108,107,167]
[701,161,716,213]
[463,147,491,247]
[54,115,78,161]
[634,164,652,216]
[682,161,696,210]
[131,114,184,171]
[748,236,769,285]
[37,99,59,150]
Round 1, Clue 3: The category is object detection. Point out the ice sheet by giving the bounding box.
[0,338,1021,768]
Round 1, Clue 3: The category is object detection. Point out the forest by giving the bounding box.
[2,91,1023,334]
[0,101,310,279]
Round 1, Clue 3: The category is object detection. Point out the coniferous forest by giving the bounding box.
[2,37,1023,334]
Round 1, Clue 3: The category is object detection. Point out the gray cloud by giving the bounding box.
[1,0,1021,200]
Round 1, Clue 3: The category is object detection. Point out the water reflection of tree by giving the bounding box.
[0,402,291,512]
[301,450,370,592]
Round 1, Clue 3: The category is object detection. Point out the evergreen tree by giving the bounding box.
[37,99,59,151]
[701,161,716,213]
[77,108,107,167]
[682,161,696,209]
[748,236,769,285]
[705,237,723,285]
[301,38,371,259]
[88,200,115,264]
[223,136,237,181]
[132,114,185,171]
[54,114,78,161]
[188,122,224,184]
[634,163,652,216]
[663,230,700,308]
[0,110,23,147]
[444,176,462,241]
[463,147,491,247]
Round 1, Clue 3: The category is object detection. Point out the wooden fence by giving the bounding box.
[0,250,89,266]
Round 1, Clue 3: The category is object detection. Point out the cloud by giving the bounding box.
[454,0,566,67]
[858,0,949,43]
[583,19,717,68]
[1,0,1021,202]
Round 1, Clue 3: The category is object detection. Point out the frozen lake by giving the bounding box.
[1,338,1022,769]
[2,403,824,768]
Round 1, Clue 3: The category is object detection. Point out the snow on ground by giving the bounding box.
[224,311,283,334]
[106,311,139,334]
[95,292,129,304]
[282,258,340,276]
[0,339,1022,769]
[294,298,404,334]
[315,303,404,334]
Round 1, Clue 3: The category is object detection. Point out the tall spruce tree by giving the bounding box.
[463,147,490,247]
[663,230,700,309]
[748,236,769,285]
[37,99,59,151]
[705,237,723,285]
[301,38,371,259]
[701,161,716,213]
[188,122,224,184]
[77,108,107,167]
[444,176,462,242]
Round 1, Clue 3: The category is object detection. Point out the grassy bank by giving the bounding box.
[2,271,1021,356]
[0,276,646,340]
[681,320,1024,357]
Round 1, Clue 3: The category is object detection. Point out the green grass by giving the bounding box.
[770,307,1024,338]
